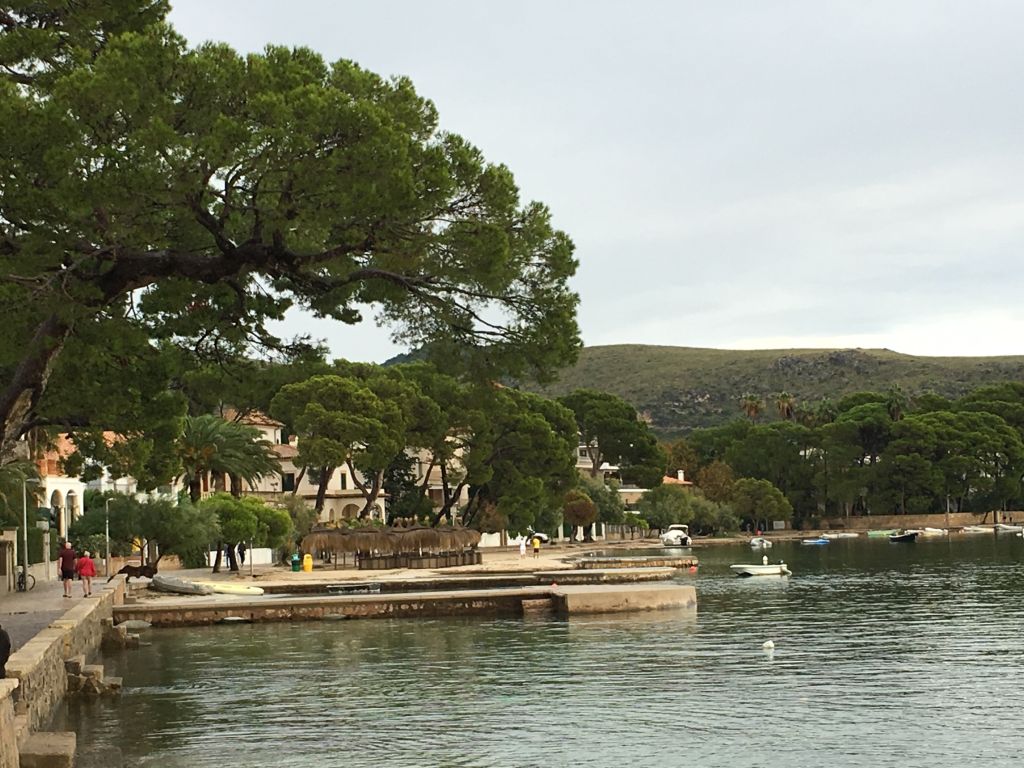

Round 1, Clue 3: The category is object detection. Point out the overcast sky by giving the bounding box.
[169,0,1024,361]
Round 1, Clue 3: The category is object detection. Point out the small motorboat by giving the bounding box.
[889,531,919,543]
[867,529,898,537]
[730,561,791,577]
[749,537,773,548]
[150,574,214,596]
[995,523,1023,533]
[962,525,993,534]
[801,537,829,546]
[660,524,692,547]
[919,527,947,536]
[822,532,859,539]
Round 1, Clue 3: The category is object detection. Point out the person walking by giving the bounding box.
[237,541,247,566]
[76,550,97,597]
[531,535,541,559]
[58,541,77,598]
[519,538,527,559]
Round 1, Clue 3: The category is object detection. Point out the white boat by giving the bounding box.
[995,523,1023,533]
[730,562,791,577]
[192,581,265,596]
[961,525,992,534]
[749,537,773,548]
[660,524,692,547]
[919,527,947,536]
[822,532,859,539]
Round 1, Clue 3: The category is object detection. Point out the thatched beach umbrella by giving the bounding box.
[301,527,345,554]
[436,526,481,549]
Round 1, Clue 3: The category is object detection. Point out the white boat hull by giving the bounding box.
[730,563,791,577]
[996,524,1023,533]
[822,532,859,539]
[961,526,992,534]
[749,537,773,548]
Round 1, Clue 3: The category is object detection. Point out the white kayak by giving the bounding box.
[730,563,791,577]
[919,527,947,536]
[996,523,1023,533]
[962,525,992,534]
[822,532,859,539]
[192,581,265,596]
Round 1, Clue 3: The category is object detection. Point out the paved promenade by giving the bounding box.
[0,576,78,651]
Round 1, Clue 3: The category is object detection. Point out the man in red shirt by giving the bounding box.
[58,541,77,599]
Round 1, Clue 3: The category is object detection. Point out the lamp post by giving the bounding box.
[22,477,39,586]
[105,497,111,578]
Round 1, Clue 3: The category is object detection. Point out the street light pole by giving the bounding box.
[21,477,38,586]
[105,497,111,578]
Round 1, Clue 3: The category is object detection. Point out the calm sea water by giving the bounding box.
[59,535,1024,767]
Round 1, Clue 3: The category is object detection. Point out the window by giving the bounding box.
[282,473,295,492]
[339,473,347,490]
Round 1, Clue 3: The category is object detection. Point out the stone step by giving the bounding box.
[14,714,30,749]
[63,655,85,675]
[80,665,103,683]
[19,731,76,768]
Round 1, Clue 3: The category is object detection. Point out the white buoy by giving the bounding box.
[762,640,775,650]
[762,555,769,565]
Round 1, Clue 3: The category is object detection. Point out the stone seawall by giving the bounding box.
[0,578,125,767]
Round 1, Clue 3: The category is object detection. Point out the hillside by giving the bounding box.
[530,345,1024,435]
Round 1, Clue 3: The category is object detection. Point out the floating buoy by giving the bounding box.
[762,640,775,650]
[688,565,698,573]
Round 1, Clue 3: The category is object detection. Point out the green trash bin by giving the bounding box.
[290,553,301,572]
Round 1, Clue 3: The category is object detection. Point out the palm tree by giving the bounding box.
[774,392,796,421]
[0,460,40,525]
[740,394,763,422]
[886,386,909,421]
[175,415,280,504]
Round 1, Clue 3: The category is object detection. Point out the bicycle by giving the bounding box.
[16,567,35,592]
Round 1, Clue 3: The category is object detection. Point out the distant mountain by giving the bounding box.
[529,345,1024,436]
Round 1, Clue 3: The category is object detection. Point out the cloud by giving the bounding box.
[170,0,1024,360]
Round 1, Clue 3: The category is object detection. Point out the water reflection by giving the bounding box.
[60,536,1024,768]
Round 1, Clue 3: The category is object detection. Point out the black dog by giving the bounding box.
[107,561,158,581]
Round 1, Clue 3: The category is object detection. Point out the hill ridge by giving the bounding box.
[530,344,1024,435]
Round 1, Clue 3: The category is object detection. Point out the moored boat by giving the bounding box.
[730,562,791,577]
[919,527,947,536]
[995,523,1023,533]
[822,532,859,539]
[150,573,214,596]
[867,530,898,537]
[801,537,829,545]
[889,531,919,543]
[749,537,773,548]
[962,525,993,534]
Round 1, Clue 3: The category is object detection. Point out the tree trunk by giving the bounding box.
[229,473,243,497]
[0,314,73,463]
[189,477,202,504]
[226,545,239,572]
[314,465,332,512]
[212,542,223,573]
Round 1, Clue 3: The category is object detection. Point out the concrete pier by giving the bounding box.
[114,580,698,627]
[571,556,699,569]
[550,584,696,615]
